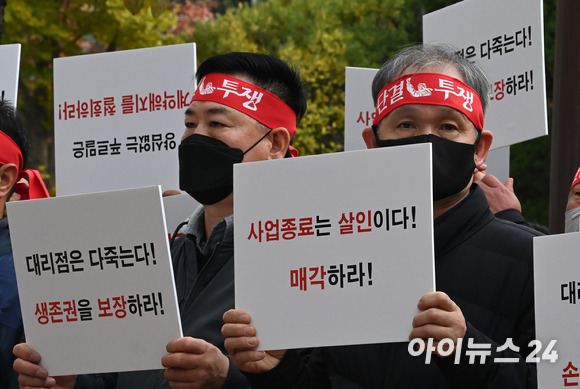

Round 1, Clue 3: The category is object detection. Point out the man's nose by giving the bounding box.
[181,123,209,141]
[416,127,437,136]
[193,124,210,136]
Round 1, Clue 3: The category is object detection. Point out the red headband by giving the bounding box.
[571,166,580,191]
[0,130,50,200]
[373,72,484,131]
[192,73,297,139]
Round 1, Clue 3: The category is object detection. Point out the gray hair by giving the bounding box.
[372,43,490,114]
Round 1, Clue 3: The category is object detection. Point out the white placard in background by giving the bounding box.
[234,144,435,350]
[423,0,547,149]
[344,67,378,152]
[54,43,196,196]
[7,186,182,376]
[534,233,580,388]
[163,193,199,240]
[0,44,21,105]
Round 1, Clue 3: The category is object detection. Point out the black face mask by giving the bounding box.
[376,133,480,201]
[178,131,270,205]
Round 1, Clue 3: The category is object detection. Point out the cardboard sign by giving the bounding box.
[0,44,21,105]
[7,186,182,376]
[423,0,547,149]
[344,66,378,152]
[54,43,196,196]
[534,233,580,388]
[234,144,435,350]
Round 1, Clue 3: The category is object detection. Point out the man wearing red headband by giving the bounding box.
[223,43,541,388]
[0,99,49,389]
[14,53,306,389]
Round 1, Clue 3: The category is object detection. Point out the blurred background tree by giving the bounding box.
[1,0,182,193]
[192,0,412,155]
[0,0,554,227]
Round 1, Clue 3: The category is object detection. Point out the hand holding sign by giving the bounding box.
[222,309,287,374]
[409,292,467,357]
[162,337,230,389]
[13,343,77,389]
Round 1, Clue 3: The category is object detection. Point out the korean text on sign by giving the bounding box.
[455,26,533,62]
[72,132,177,159]
[26,242,157,276]
[290,262,373,291]
[247,206,417,243]
[34,292,165,325]
[489,71,534,102]
[57,90,192,121]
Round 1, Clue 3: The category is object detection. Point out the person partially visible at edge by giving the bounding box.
[0,99,50,389]
[473,165,525,222]
[223,43,541,388]
[565,165,580,232]
[13,52,307,389]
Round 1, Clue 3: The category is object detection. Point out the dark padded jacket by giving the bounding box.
[0,217,22,389]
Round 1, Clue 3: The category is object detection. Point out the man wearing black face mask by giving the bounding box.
[223,44,541,388]
[13,52,306,389]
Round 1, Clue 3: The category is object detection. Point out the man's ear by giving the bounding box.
[0,163,19,199]
[362,126,378,149]
[269,127,291,159]
[474,130,493,169]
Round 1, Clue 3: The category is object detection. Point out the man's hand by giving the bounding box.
[222,309,286,373]
[409,292,467,357]
[162,337,229,389]
[13,343,77,389]
[474,171,522,214]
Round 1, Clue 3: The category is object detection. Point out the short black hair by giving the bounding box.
[196,52,307,122]
[0,99,29,170]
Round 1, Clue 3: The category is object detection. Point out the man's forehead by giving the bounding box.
[388,104,467,119]
[399,65,464,83]
[185,101,236,117]
[184,100,263,129]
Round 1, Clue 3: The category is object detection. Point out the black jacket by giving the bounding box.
[246,185,541,388]
[0,217,22,389]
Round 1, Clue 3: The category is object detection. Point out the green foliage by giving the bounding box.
[0,0,557,226]
[190,0,410,155]
[124,0,172,17]
[511,135,551,227]
[2,0,182,188]
[124,0,146,14]
[151,0,172,17]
